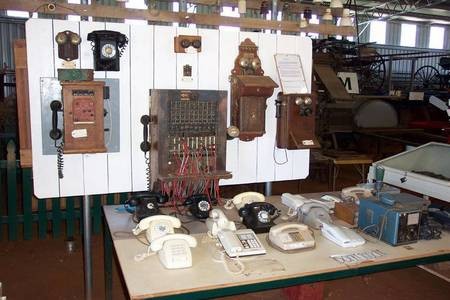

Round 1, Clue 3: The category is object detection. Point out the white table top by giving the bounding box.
[103,197,450,299]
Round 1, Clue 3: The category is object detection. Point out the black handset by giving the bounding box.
[239,202,280,233]
[87,30,128,71]
[140,115,151,152]
[50,100,62,140]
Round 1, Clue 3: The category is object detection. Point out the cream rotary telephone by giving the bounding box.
[132,215,181,243]
[268,223,315,252]
[150,233,197,269]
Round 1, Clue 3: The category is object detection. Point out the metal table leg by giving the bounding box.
[83,195,93,300]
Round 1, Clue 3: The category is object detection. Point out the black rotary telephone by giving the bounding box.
[126,192,166,222]
[87,30,128,71]
[238,202,280,233]
[184,194,212,219]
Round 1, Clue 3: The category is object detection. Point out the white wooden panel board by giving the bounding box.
[218,30,240,186]
[291,36,312,179]
[130,24,154,192]
[27,19,59,199]
[236,31,260,184]
[198,29,219,90]
[51,20,85,197]
[273,34,298,181]
[154,26,177,89]
[256,33,278,183]
[105,22,132,193]
[79,21,109,195]
[176,27,199,90]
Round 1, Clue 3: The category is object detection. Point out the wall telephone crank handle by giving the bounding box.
[49,100,62,140]
[140,115,151,152]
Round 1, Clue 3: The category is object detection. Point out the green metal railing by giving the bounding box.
[0,139,129,241]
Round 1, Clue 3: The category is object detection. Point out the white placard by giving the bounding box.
[274,54,308,94]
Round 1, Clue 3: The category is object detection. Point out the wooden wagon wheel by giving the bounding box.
[358,52,386,94]
[414,65,441,90]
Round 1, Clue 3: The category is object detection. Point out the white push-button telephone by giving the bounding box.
[217,229,266,258]
[268,223,315,251]
[132,215,181,243]
[150,233,197,269]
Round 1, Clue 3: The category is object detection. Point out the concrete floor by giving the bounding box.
[0,166,449,299]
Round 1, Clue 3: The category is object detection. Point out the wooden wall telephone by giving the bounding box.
[55,30,81,61]
[230,39,278,141]
[87,30,128,71]
[132,215,181,243]
[49,81,106,178]
[150,233,197,269]
[275,91,320,149]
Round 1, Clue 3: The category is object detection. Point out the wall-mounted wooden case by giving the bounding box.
[61,81,106,154]
[275,92,320,149]
[230,38,278,141]
[174,35,202,53]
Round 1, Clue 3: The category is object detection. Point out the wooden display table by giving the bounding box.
[103,194,450,299]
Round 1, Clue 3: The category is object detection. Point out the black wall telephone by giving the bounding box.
[87,30,128,71]
[49,100,64,179]
[184,194,212,219]
[239,202,280,233]
[126,192,167,222]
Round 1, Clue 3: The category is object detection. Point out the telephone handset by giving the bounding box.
[299,202,332,230]
[150,233,197,269]
[341,186,373,202]
[140,115,151,153]
[321,222,365,248]
[206,208,237,237]
[126,192,166,222]
[49,100,63,141]
[132,215,181,243]
[239,202,280,233]
[87,30,128,71]
[232,192,265,210]
[268,222,315,251]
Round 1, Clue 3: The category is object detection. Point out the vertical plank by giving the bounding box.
[219,30,240,186]
[291,36,313,179]
[256,33,278,183]
[22,168,33,240]
[105,22,133,194]
[52,198,62,238]
[79,196,84,234]
[93,195,102,234]
[154,26,177,89]
[106,193,115,205]
[6,141,17,240]
[52,20,86,197]
[80,21,109,196]
[176,26,199,90]
[0,165,3,240]
[26,19,60,198]
[130,24,154,192]
[38,199,47,239]
[236,31,260,184]
[120,193,128,204]
[198,28,219,90]
[66,197,75,238]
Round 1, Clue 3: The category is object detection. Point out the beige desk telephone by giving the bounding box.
[341,186,372,202]
[132,215,181,243]
[268,223,315,252]
[150,233,197,269]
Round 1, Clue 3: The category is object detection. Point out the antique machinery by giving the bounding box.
[230,38,278,141]
[147,89,231,205]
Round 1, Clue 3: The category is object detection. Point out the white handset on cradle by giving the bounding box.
[206,209,237,237]
[132,215,181,243]
[150,233,197,269]
[232,192,265,210]
[268,223,315,251]
[341,186,373,201]
[321,222,365,248]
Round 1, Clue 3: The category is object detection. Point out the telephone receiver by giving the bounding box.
[206,208,236,237]
[299,202,332,230]
[321,222,365,248]
[140,115,151,152]
[150,233,197,269]
[126,192,166,221]
[239,202,280,233]
[132,215,181,243]
[341,186,373,202]
[49,100,63,141]
[87,30,128,51]
[232,191,265,210]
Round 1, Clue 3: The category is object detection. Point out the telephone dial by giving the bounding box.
[126,192,166,222]
[238,202,280,233]
[55,30,81,61]
[87,30,128,71]
[132,215,181,243]
[183,194,212,219]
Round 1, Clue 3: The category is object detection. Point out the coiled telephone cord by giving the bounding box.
[56,142,64,179]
